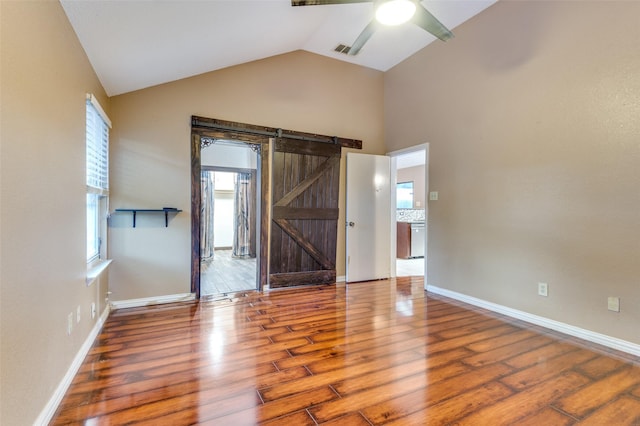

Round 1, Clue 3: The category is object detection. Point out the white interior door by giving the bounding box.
[346,152,391,282]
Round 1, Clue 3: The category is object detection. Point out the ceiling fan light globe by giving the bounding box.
[375,0,416,26]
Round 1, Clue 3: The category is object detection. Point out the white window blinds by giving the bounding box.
[86,94,110,193]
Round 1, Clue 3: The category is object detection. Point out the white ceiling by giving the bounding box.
[396,150,426,169]
[61,0,496,97]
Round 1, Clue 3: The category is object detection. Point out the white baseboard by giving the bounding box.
[336,275,346,283]
[110,292,196,310]
[34,306,110,426]
[427,285,640,358]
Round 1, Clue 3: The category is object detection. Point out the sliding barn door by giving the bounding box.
[269,138,341,288]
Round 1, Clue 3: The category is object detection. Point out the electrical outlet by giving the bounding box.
[67,313,74,335]
[538,282,548,297]
[91,302,96,319]
[607,297,620,312]
[429,191,439,201]
[77,306,81,323]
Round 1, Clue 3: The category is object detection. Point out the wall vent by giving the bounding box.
[334,44,351,55]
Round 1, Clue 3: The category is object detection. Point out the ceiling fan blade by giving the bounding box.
[348,20,378,55]
[412,4,454,41]
[291,0,371,6]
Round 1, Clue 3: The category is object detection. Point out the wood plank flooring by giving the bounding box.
[201,249,257,296]
[51,277,640,425]
[396,257,424,277]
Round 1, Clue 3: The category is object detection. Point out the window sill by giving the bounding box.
[87,259,112,286]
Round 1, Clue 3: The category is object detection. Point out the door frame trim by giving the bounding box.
[191,130,270,299]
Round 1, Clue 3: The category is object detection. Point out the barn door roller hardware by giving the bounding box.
[191,116,362,149]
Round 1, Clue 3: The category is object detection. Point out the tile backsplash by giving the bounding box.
[396,209,425,222]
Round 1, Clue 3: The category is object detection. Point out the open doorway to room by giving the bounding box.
[200,141,259,297]
[389,146,427,278]
[191,116,361,297]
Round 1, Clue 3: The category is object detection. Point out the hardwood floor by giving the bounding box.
[51,277,640,425]
[396,257,424,277]
[201,249,257,296]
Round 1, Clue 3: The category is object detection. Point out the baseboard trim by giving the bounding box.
[34,305,110,425]
[110,292,196,310]
[336,275,346,283]
[427,285,640,358]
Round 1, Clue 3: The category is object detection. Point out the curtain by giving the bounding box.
[233,172,254,258]
[200,170,215,260]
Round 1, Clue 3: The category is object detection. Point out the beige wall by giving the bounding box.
[109,51,385,300]
[385,1,640,344]
[0,1,110,424]
[4,1,638,422]
[397,165,426,208]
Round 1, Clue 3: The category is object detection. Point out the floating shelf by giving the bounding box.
[115,207,182,228]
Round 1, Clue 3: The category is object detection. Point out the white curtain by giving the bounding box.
[233,172,253,258]
[200,171,215,259]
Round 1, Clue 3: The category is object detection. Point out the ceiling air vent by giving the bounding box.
[334,44,351,55]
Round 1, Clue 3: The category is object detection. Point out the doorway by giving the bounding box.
[388,145,428,280]
[190,115,362,298]
[200,141,259,297]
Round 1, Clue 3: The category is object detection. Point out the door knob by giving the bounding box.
[347,221,355,227]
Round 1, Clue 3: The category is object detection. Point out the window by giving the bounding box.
[396,181,414,208]
[86,94,110,264]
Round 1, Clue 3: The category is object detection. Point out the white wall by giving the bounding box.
[202,143,257,169]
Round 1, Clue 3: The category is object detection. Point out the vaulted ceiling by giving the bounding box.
[61,0,496,96]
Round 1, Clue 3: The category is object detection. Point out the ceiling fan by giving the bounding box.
[291,0,454,55]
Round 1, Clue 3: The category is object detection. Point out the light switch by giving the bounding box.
[429,191,439,201]
[607,297,620,312]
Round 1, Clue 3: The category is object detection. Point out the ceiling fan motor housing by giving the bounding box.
[292,0,453,56]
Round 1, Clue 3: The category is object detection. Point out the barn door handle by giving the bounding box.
[347,221,355,227]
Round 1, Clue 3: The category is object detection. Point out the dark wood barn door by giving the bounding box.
[269,138,341,288]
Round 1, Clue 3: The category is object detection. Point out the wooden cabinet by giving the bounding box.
[397,222,411,259]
